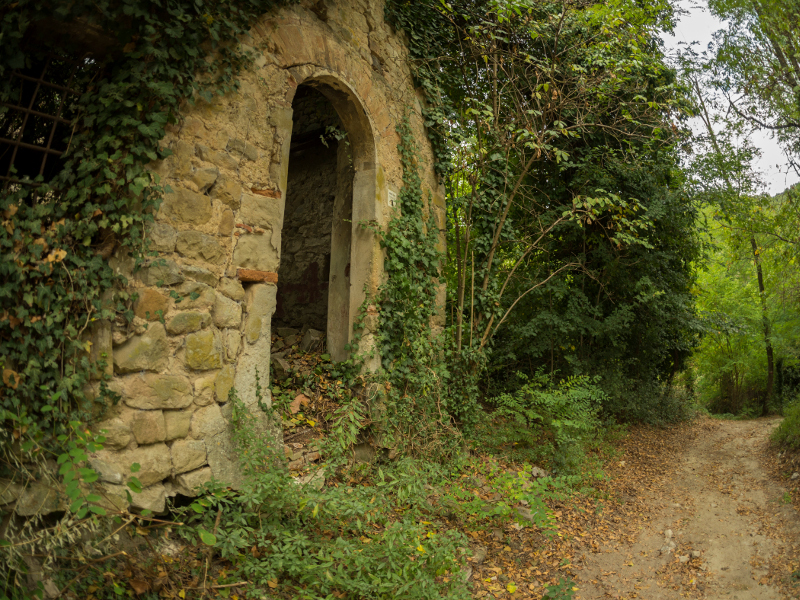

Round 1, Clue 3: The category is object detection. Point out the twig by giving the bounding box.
[284,428,312,442]
[202,508,223,595]
[97,515,136,546]
[57,565,89,598]
[188,582,249,590]
[28,551,128,564]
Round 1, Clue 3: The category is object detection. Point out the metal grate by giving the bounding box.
[0,56,84,190]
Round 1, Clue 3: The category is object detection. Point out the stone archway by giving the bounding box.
[277,75,378,362]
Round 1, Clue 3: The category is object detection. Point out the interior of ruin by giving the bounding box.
[275,84,354,359]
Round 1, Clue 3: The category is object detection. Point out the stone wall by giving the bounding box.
[86,0,447,513]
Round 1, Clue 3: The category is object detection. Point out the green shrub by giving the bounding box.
[772,400,800,449]
[487,374,604,474]
[599,371,697,425]
[174,387,470,600]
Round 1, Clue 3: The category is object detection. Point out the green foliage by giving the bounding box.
[387,0,700,418]
[679,5,800,417]
[705,0,800,159]
[374,115,475,451]
[488,374,603,474]
[0,409,145,599]
[378,117,444,373]
[598,373,697,425]
[689,201,800,414]
[772,400,800,450]
[543,578,578,600]
[0,0,296,444]
[176,386,470,600]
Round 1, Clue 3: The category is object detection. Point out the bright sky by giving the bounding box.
[660,0,799,195]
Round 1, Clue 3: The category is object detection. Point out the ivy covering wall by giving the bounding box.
[0,0,295,443]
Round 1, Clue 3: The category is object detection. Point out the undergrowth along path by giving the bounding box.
[574,418,800,600]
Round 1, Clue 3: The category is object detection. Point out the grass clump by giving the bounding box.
[772,400,800,450]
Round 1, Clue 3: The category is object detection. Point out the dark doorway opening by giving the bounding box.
[275,84,354,360]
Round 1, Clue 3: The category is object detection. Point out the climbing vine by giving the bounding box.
[373,117,474,456]
[0,0,296,443]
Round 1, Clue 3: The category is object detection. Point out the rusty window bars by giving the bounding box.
[0,55,83,190]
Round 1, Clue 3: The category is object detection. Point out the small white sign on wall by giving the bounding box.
[388,189,397,208]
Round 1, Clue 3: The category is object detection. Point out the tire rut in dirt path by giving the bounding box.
[575,418,800,600]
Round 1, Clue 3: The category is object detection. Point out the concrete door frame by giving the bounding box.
[280,74,379,363]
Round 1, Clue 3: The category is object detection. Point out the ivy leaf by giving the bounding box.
[198,529,217,546]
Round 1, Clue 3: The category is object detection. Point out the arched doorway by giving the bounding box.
[274,80,376,362]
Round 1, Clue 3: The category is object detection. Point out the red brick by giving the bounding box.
[250,188,281,199]
[237,268,278,284]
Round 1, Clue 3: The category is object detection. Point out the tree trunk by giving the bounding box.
[750,236,774,415]
[692,80,775,415]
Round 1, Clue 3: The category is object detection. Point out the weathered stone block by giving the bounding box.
[296,469,326,490]
[161,187,213,226]
[194,373,217,406]
[134,288,169,322]
[210,175,242,209]
[205,431,243,489]
[94,417,133,450]
[185,329,223,370]
[182,265,219,287]
[123,374,193,410]
[218,278,245,301]
[164,409,193,441]
[88,320,113,379]
[197,145,239,172]
[139,259,184,286]
[244,314,262,345]
[16,481,64,516]
[165,139,192,178]
[176,231,225,265]
[147,222,178,253]
[224,329,241,362]
[120,443,172,487]
[227,138,259,161]
[130,483,166,513]
[166,311,211,335]
[212,293,242,328]
[91,456,125,484]
[190,165,219,192]
[113,323,169,374]
[171,440,207,474]
[244,283,277,345]
[191,403,227,439]
[237,268,278,283]
[271,356,291,381]
[215,364,235,402]
[219,209,235,236]
[175,282,215,310]
[232,234,279,272]
[91,483,129,511]
[131,410,166,445]
[0,478,24,505]
[276,327,300,338]
[173,467,213,497]
[239,192,282,228]
[300,329,324,352]
[236,283,277,402]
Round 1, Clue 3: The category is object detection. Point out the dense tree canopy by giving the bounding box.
[388,0,699,421]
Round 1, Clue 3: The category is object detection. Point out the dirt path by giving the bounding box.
[574,418,800,600]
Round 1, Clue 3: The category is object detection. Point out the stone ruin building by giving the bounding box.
[1,0,445,513]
